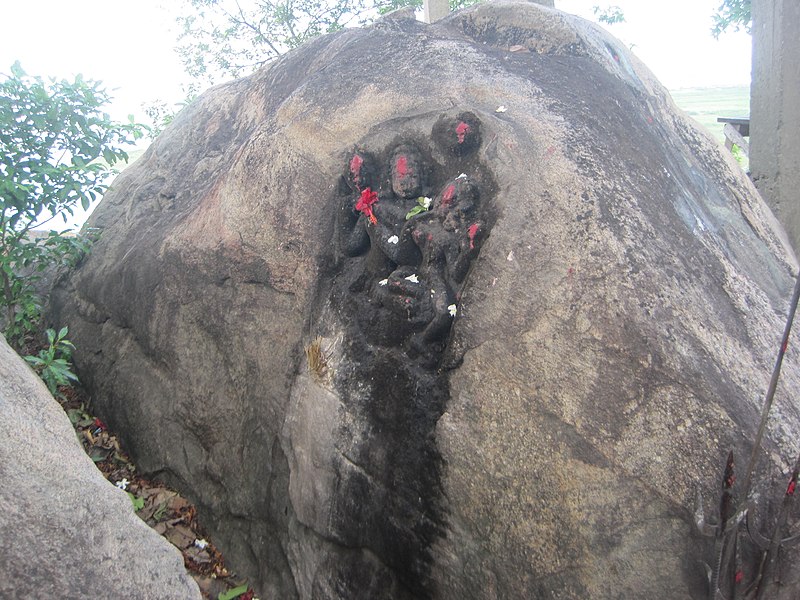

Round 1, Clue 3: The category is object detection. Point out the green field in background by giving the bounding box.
[669,85,750,144]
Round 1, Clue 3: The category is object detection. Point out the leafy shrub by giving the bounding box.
[0,61,143,347]
[24,326,79,397]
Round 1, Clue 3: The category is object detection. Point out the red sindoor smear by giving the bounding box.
[468,223,480,249]
[456,121,470,143]
[395,155,410,178]
[350,154,364,184]
[441,184,456,207]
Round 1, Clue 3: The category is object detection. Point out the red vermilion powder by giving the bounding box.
[468,223,480,249]
[456,121,470,143]
[350,154,364,184]
[441,184,456,207]
[395,155,410,178]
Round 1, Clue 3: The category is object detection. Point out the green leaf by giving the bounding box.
[23,355,45,369]
[405,205,425,220]
[66,408,86,424]
[152,500,169,522]
[405,197,432,220]
[218,585,250,600]
[127,492,145,511]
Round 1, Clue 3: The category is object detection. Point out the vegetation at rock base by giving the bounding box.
[56,382,256,599]
[0,55,267,600]
[0,61,143,348]
[23,326,78,398]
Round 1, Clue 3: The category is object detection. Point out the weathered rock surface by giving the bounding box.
[50,2,800,598]
[0,336,201,599]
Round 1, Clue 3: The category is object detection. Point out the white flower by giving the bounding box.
[495,105,508,113]
[378,278,389,286]
[456,173,468,180]
[405,274,419,283]
[387,235,399,244]
[194,538,209,550]
[115,478,129,491]
[421,197,432,209]
[448,304,458,317]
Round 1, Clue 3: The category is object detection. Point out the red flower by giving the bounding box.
[93,418,106,431]
[787,479,797,496]
[356,188,378,225]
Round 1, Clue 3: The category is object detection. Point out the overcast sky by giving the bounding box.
[0,0,752,124]
[0,1,183,121]
[561,0,752,89]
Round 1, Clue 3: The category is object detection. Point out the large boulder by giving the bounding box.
[50,1,800,598]
[0,336,201,599]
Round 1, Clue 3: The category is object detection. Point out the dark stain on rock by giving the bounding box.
[315,113,497,596]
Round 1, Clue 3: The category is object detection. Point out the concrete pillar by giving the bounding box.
[750,0,800,250]
[423,0,449,23]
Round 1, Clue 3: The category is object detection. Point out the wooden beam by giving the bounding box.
[723,122,750,157]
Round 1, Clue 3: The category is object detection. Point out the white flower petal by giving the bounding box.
[387,235,399,244]
[495,105,508,113]
[194,538,209,550]
[405,274,419,283]
[115,478,129,491]
[456,173,468,180]
[448,304,458,317]
[378,278,389,286]
[422,197,432,209]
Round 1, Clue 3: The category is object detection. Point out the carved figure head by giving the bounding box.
[435,178,478,213]
[390,144,424,199]
[346,150,378,192]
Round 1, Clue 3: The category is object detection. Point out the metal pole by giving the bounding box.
[741,271,800,501]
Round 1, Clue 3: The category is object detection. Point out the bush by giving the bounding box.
[0,61,144,347]
[23,326,78,397]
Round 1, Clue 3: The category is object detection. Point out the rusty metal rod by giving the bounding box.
[740,270,800,501]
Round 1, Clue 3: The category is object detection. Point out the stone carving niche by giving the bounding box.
[301,111,497,595]
[334,111,495,365]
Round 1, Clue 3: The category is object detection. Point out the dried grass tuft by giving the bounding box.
[305,336,328,382]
